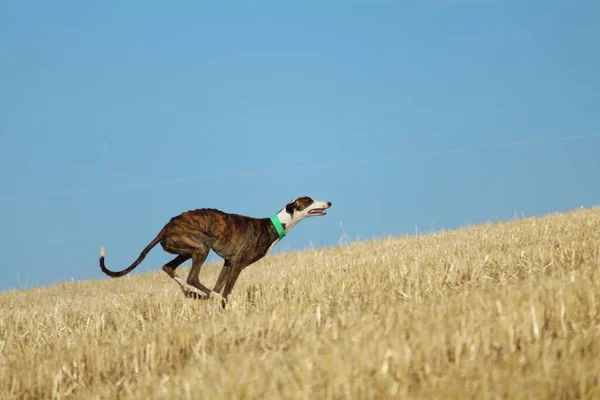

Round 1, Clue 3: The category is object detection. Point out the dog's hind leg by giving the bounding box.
[184,247,210,297]
[180,246,224,300]
[161,254,191,278]
[162,254,198,296]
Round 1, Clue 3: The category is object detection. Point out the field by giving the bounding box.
[1,207,600,399]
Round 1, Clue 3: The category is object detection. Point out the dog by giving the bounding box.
[99,196,331,306]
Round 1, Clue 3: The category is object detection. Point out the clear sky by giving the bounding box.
[1,1,599,291]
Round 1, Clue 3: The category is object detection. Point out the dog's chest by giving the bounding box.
[267,239,280,255]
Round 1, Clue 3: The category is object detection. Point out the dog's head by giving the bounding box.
[284,196,332,222]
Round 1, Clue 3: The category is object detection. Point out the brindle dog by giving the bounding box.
[100,196,331,307]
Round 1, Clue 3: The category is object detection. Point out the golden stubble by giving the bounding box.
[1,207,599,399]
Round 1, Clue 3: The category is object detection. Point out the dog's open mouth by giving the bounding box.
[309,209,327,216]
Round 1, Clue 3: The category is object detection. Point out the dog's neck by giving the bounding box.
[265,209,294,254]
[274,208,302,234]
[265,208,304,253]
[266,202,322,253]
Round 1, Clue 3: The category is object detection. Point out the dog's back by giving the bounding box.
[160,208,274,262]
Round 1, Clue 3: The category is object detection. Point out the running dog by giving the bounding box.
[99,196,331,306]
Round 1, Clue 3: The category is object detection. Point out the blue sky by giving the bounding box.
[1,1,599,290]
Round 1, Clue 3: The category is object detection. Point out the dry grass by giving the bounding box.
[1,207,600,399]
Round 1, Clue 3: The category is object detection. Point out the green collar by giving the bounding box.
[270,215,286,239]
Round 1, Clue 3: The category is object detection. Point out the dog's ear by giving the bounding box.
[286,202,295,216]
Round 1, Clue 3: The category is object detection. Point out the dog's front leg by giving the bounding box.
[220,265,245,308]
[213,260,232,295]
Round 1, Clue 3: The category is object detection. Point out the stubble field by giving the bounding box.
[1,207,600,399]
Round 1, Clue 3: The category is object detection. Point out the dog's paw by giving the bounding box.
[210,291,225,302]
[184,290,209,300]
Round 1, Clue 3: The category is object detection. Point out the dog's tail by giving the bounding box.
[99,230,164,278]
